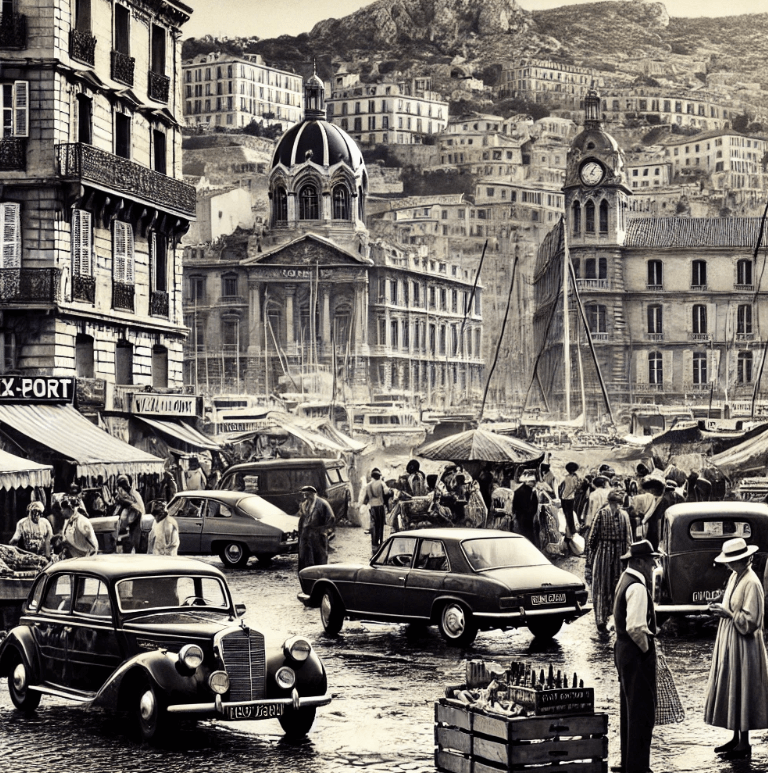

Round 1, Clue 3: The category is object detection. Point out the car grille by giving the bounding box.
[219,628,266,701]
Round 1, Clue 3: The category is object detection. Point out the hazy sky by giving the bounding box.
[183,0,768,41]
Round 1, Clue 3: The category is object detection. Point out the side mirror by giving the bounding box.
[235,602,246,617]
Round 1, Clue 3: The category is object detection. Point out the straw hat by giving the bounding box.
[714,537,758,564]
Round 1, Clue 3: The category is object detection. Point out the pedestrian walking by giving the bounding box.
[363,468,390,553]
[585,475,610,529]
[612,539,659,773]
[585,489,632,633]
[512,472,539,545]
[10,501,53,558]
[560,462,581,537]
[114,474,145,554]
[185,456,207,490]
[297,485,335,572]
[61,496,99,558]
[704,537,768,759]
[147,500,180,556]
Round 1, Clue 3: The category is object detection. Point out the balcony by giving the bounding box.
[684,382,712,392]
[56,143,196,218]
[112,281,135,312]
[0,13,26,49]
[646,333,664,341]
[690,284,707,291]
[590,332,609,341]
[735,284,754,292]
[0,138,25,171]
[111,49,135,86]
[0,268,61,304]
[646,284,663,291]
[148,71,170,103]
[70,29,96,66]
[690,332,711,341]
[635,383,664,393]
[72,274,95,303]
[576,278,609,290]
[150,290,169,317]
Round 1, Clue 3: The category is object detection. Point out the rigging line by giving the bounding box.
[751,197,768,306]
[522,286,561,417]
[480,254,519,420]
[460,239,487,350]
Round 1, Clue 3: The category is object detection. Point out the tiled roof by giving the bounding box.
[624,217,766,248]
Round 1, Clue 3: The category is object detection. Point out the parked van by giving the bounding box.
[217,457,353,522]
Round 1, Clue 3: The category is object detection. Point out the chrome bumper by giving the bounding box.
[167,688,332,715]
[473,603,592,621]
[297,591,311,605]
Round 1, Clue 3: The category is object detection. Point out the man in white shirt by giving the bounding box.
[611,540,659,773]
[363,468,390,553]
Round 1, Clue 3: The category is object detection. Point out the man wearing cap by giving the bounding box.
[10,501,53,558]
[297,485,335,572]
[363,468,390,553]
[612,540,659,773]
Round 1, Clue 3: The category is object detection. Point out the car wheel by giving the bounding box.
[219,542,250,569]
[8,657,41,713]
[319,587,344,635]
[438,602,478,647]
[527,617,563,640]
[255,554,274,568]
[279,706,316,738]
[135,675,166,742]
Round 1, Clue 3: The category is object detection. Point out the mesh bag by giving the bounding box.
[655,648,685,725]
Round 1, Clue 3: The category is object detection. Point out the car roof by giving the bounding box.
[174,490,266,505]
[392,528,524,541]
[223,458,343,472]
[44,554,226,582]
[666,502,768,524]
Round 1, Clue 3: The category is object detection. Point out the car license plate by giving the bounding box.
[692,590,721,603]
[529,593,566,606]
[224,704,284,720]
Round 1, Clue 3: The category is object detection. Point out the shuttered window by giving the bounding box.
[71,209,92,276]
[0,202,21,268]
[113,221,134,283]
[1,81,29,138]
[150,231,167,292]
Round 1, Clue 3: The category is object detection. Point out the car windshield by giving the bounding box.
[462,537,550,571]
[116,575,230,612]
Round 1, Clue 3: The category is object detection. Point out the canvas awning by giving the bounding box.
[0,404,164,479]
[0,448,52,491]
[135,416,220,451]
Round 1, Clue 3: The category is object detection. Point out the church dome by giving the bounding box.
[272,119,365,171]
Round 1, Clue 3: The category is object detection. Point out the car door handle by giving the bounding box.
[398,577,406,581]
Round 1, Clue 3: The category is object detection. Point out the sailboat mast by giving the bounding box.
[562,219,571,420]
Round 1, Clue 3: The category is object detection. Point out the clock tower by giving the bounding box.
[564,90,631,245]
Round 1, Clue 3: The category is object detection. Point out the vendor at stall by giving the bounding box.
[9,501,52,558]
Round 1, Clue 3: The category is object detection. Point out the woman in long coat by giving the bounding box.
[584,489,632,633]
[704,537,768,759]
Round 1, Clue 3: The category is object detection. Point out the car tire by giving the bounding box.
[135,675,167,742]
[527,617,564,640]
[319,587,345,635]
[255,554,274,568]
[219,542,250,569]
[8,656,41,713]
[438,602,478,647]
[279,706,316,738]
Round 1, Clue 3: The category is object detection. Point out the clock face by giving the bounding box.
[580,160,605,186]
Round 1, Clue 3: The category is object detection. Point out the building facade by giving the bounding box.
[498,59,604,109]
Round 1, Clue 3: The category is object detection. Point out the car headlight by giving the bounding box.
[209,670,230,695]
[283,635,311,662]
[275,666,296,689]
[179,644,204,670]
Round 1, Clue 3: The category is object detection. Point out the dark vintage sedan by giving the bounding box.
[653,501,768,617]
[0,555,330,741]
[298,528,590,646]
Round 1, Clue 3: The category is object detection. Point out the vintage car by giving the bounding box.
[91,491,299,568]
[298,528,590,646]
[653,501,768,617]
[0,555,330,741]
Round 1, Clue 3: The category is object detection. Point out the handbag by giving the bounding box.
[655,647,685,725]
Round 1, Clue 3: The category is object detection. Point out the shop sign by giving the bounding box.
[0,376,75,403]
[130,393,198,417]
[220,420,270,433]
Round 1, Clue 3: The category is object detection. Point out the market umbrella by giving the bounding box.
[416,428,542,464]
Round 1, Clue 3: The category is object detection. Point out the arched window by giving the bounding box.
[692,304,707,335]
[738,351,753,383]
[585,200,595,233]
[737,259,754,287]
[599,200,609,233]
[273,186,287,223]
[648,351,663,385]
[332,185,350,220]
[691,259,707,288]
[647,304,662,335]
[572,201,581,235]
[647,260,663,287]
[298,184,318,220]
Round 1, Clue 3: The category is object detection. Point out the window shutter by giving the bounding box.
[707,303,717,337]
[114,221,127,281]
[682,350,693,384]
[662,350,674,386]
[73,210,93,276]
[710,349,721,384]
[634,350,647,384]
[149,231,157,290]
[0,202,21,268]
[125,223,134,284]
[13,81,29,138]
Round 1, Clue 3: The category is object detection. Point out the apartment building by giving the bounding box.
[498,59,605,109]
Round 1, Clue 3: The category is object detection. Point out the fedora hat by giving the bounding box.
[565,462,579,474]
[621,540,660,561]
[714,537,759,564]
[641,476,665,494]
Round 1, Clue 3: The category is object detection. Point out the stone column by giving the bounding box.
[285,284,296,355]
[247,279,262,355]
[287,193,297,224]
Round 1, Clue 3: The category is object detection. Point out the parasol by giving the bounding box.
[416,428,542,464]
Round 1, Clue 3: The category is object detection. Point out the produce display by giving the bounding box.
[0,543,49,576]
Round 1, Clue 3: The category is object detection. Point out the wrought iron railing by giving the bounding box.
[72,274,95,303]
[0,13,26,48]
[576,278,609,290]
[112,281,135,311]
[70,29,96,65]
[148,71,170,103]
[0,268,61,303]
[646,333,664,341]
[0,138,25,171]
[56,143,196,217]
[111,49,135,86]
[150,290,169,317]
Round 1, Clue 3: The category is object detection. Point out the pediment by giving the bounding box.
[242,234,372,268]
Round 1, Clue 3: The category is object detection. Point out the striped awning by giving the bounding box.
[0,448,52,491]
[0,404,164,479]
[135,415,220,451]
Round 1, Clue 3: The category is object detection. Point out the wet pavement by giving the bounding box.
[1,524,766,773]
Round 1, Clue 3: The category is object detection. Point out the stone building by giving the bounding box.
[532,91,768,425]
[498,59,605,110]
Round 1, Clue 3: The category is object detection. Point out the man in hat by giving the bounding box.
[560,462,581,537]
[363,468,390,553]
[612,540,659,773]
[297,485,335,572]
[10,501,53,558]
[512,471,539,546]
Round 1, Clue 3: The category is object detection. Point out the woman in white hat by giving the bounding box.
[704,537,768,759]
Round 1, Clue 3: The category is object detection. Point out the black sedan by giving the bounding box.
[0,555,331,741]
[298,528,590,646]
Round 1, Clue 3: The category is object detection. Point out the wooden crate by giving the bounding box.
[435,699,608,773]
